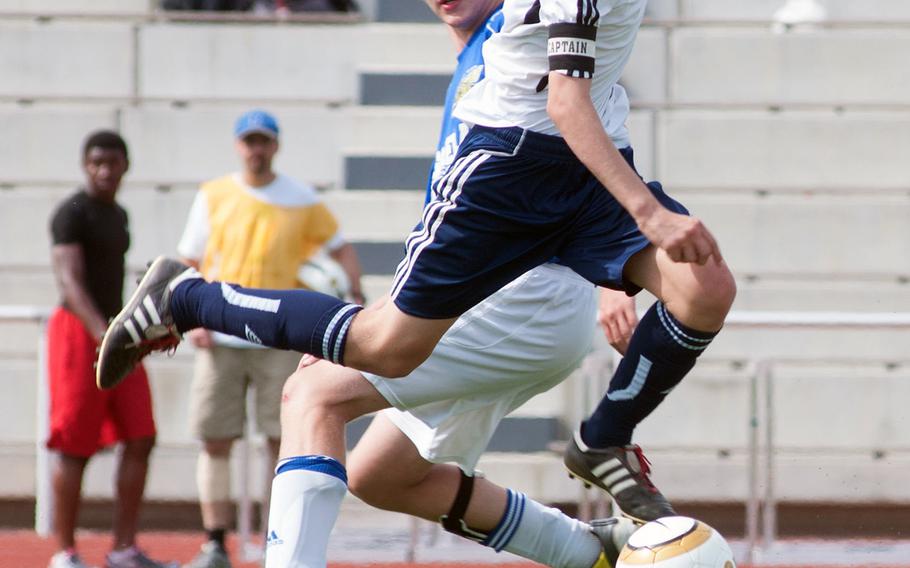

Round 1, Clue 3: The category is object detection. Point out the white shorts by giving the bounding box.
[364,263,597,472]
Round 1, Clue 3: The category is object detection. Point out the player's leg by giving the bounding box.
[97,136,570,389]
[94,253,455,391]
[557,154,736,521]
[348,268,634,566]
[565,222,735,521]
[348,414,633,568]
[578,245,735,450]
[264,360,390,568]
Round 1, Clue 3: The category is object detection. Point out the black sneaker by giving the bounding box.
[589,516,637,568]
[564,431,677,523]
[96,256,199,390]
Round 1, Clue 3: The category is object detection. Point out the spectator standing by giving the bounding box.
[179,110,363,568]
[47,130,175,568]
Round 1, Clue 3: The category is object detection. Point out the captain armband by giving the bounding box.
[547,23,597,79]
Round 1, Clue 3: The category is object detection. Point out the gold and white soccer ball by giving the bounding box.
[617,516,736,568]
[297,251,350,300]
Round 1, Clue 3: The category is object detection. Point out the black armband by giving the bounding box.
[547,23,597,79]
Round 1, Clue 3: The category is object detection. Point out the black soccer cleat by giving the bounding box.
[96,256,199,390]
[564,431,677,524]
[589,516,637,568]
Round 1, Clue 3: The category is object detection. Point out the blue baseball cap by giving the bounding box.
[234,109,279,139]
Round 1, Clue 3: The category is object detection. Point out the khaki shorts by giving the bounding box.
[189,346,300,440]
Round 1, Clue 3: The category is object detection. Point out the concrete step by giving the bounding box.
[678,0,910,22]
[372,0,435,23]
[0,20,133,100]
[0,0,151,15]
[359,72,449,106]
[138,24,357,102]
[672,28,910,106]
[658,109,910,190]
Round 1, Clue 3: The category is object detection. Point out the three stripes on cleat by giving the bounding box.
[121,295,164,346]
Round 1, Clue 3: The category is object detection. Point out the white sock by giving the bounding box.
[264,456,348,568]
[488,490,602,568]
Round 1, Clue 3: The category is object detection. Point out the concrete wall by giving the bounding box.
[1,4,908,506]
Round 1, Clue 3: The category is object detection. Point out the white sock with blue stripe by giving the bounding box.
[483,490,602,568]
[264,456,347,568]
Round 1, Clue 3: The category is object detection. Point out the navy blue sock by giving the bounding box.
[170,279,362,364]
[582,302,717,448]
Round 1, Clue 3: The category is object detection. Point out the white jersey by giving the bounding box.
[454,0,646,144]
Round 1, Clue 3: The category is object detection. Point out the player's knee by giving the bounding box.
[685,264,737,324]
[280,366,358,426]
[703,265,737,316]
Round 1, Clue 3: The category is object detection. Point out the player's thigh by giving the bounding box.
[365,266,597,410]
[347,412,434,492]
[189,347,248,440]
[344,299,456,378]
[248,348,300,440]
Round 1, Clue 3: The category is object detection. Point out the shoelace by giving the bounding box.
[628,445,658,493]
[136,332,180,357]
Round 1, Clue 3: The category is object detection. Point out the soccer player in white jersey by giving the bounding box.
[99,0,735,544]
[264,2,639,566]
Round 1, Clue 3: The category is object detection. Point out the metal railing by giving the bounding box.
[4,306,910,564]
[0,306,53,537]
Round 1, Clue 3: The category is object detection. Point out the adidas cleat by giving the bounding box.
[589,516,637,568]
[96,256,199,390]
[564,431,677,523]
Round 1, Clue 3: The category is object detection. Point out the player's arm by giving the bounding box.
[328,242,365,305]
[51,243,109,341]
[546,73,721,265]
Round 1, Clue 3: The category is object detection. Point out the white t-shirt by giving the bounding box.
[454,0,646,145]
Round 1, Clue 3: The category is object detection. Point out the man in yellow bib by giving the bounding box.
[177,109,363,568]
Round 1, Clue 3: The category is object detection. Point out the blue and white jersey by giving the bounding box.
[427,7,505,201]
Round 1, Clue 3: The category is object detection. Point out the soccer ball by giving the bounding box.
[617,516,736,568]
[297,251,350,299]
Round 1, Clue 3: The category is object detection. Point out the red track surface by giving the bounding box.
[1,530,907,568]
[0,530,541,568]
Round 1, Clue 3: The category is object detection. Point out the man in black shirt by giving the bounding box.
[47,131,174,568]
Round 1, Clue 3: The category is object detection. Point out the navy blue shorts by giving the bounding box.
[391,125,689,319]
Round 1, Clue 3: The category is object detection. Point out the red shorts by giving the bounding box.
[46,307,156,458]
